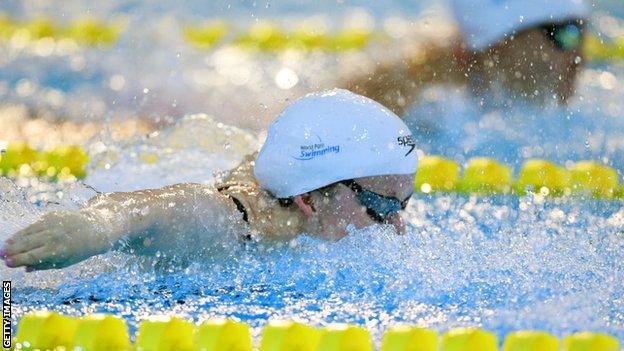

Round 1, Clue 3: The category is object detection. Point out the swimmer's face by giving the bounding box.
[474,22,584,104]
[309,174,414,240]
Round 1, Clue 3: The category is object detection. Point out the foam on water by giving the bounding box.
[2,192,624,343]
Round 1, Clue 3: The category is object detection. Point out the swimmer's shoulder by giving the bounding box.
[214,152,260,189]
[213,153,304,239]
[215,152,265,216]
[158,182,216,194]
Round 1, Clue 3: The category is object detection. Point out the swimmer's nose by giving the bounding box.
[386,214,406,234]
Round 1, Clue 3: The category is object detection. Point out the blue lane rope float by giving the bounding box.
[10,311,621,351]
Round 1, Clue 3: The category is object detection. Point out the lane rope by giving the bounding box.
[11,311,620,351]
[1,14,622,61]
[1,142,622,199]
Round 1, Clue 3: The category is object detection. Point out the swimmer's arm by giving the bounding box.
[340,39,464,116]
[78,184,201,254]
[82,183,245,256]
[1,183,244,270]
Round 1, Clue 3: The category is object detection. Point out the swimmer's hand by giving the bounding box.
[1,211,112,271]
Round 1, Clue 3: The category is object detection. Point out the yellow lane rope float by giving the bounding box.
[415,156,621,199]
[10,311,620,351]
[0,142,88,181]
[231,22,374,52]
[1,142,623,199]
[0,14,375,52]
[0,15,122,47]
[1,13,622,60]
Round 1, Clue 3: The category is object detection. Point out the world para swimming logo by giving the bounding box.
[293,136,340,161]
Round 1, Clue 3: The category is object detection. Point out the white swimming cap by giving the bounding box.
[450,0,588,50]
[254,89,418,198]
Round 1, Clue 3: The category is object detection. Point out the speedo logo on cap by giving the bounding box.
[397,135,416,156]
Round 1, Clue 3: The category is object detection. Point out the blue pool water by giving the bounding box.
[407,64,624,169]
[1,0,624,347]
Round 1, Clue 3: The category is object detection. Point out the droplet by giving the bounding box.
[420,183,432,194]
[275,68,299,90]
[109,75,126,91]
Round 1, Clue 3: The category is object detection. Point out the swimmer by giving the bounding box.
[0,89,417,271]
[345,0,588,114]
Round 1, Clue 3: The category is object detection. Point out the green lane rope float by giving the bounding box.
[9,311,620,351]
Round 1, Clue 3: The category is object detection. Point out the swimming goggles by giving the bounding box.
[340,179,410,223]
[541,21,583,51]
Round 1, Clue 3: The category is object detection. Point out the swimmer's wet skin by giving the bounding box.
[0,89,417,271]
[451,0,587,105]
[347,0,587,115]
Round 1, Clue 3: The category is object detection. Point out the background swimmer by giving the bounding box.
[345,0,588,114]
[0,89,417,271]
